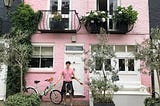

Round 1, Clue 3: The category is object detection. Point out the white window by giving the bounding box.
[29,45,54,68]
[50,0,70,29]
[91,44,113,71]
[91,45,139,72]
[97,0,119,30]
[115,45,138,72]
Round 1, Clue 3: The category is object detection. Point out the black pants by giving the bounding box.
[61,81,74,96]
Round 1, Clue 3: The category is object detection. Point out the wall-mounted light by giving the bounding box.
[71,35,76,43]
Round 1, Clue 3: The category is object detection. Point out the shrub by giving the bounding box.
[4,93,41,106]
[113,5,138,24]
[144,97,160,106]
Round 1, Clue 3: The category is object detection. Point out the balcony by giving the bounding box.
[38,10,81,33]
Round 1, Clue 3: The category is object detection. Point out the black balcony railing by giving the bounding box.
[38,10,81,33]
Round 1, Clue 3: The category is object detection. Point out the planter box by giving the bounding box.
[84,21,107,34]
[116,22,129,34]
[50,20,64,30]
[85,21,101,34]
[94,103,115,106]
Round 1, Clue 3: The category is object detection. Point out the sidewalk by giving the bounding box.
[40,100,89,106]
[0,100,89,106]
[0,101,3,106]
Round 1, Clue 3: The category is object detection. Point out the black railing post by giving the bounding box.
[150,31,155,98]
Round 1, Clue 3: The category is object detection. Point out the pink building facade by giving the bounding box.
[25,0,150,101]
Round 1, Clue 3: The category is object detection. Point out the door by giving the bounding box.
[65,53,84,96]
[0,64,7,100]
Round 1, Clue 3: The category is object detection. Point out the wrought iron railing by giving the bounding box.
[38,10,81,33]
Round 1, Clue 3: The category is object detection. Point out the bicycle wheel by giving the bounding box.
[50,90,62,104]
[24,87,37,95]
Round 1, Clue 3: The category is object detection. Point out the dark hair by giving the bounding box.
[65,61,71,64]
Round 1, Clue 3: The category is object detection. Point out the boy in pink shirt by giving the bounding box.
[54,61,83,106]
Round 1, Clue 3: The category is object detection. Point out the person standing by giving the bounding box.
[54,61,83,106]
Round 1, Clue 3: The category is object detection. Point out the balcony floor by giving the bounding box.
[38,29,77,33]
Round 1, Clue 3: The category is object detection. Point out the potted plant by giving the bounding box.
[50,12,64,30]
[89,29,119,106]
[113,5,138,33]
[144,97,160,106]
[82,11,108,34]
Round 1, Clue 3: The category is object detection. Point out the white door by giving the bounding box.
[65,53,84,96]
[0,64,7,100]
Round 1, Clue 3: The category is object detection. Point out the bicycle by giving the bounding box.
[24,77,62,104]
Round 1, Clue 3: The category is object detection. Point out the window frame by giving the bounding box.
[90,44,140,74]
[96,0,120,31]
[65,43,84,53]
[49,0,72,30]
[28,43,55,72]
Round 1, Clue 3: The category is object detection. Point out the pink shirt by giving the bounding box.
[61,68,74,82]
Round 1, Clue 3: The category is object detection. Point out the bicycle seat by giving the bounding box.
[34,80,40,84]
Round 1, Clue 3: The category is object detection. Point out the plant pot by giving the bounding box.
[116,22,129,34]
[50,20,64,30]
[85,21,101,34]
[94,103,115,106]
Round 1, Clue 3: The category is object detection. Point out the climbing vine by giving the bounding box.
[0,3,42,96]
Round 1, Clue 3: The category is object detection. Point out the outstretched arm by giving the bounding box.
[54,75,63,86]
[73,75,83,85]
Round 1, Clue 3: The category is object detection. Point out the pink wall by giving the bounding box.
[25,0,150,101]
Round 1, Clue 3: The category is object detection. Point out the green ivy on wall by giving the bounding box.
[4,3,42,96]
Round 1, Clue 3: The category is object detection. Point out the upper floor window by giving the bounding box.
[97,0,118,30]
[50,0,70,29]
[50,0,70,14]
[29,46,54,68]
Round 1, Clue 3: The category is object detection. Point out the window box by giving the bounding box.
[50,19,64,30]
[116,22,129,34]
[85,21,101,34]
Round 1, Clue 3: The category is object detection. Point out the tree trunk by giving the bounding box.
[20,64,23,93]
[156,70,160,95]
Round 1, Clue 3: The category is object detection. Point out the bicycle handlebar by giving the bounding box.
[45,78,53,82]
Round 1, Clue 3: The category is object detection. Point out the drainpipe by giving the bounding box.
[149,0,155,98]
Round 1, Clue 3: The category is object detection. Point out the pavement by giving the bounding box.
[41,100,89,106]
[0,100,89,106]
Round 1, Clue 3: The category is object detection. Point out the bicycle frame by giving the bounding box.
[26,78,54,97]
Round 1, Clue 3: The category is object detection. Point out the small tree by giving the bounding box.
[0,30,33,93]
[135,28,160,95]
[0,3,41,95]
[89,28,119,104]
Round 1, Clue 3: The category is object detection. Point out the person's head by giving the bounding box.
[65,61,71,68]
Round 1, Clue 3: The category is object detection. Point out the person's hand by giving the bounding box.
[53,83,56,86]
